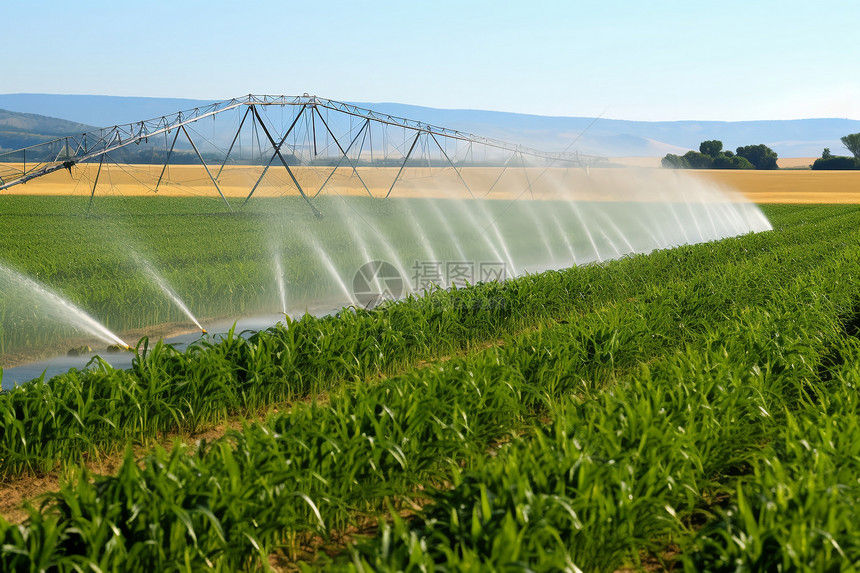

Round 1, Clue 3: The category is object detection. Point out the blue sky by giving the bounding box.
[3,0,858,121]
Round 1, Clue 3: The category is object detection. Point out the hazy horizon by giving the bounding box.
[2,92,859,124]
[2,92,859,158]
[2,1,858,123]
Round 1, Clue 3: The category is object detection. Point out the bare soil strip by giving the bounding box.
[0,420,243,525]
[0,334,507,524]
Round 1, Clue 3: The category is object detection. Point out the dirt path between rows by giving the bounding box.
[0,335,507,524]
[0,419,245,525]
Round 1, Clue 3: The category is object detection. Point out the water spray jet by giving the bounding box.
[0,262,129,350]
[0,97,780,388]
[132,254,207,335]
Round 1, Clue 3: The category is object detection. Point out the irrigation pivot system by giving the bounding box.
[0,94,600,214]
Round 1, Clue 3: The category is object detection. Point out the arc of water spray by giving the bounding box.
[273,251,288,315]
[422,196,468,262]
[548,210,577,265]
[522,201,557,265]
[331,202,391,296]
[565,201,603,263]
[132,254,207,334]
[403,207,440,280]
[288,222,359,308]
[474,199,518,276]
[299,175,413,298]
[0,262,130,350]
[475,109,609,244]
[310,240,359,307]
[595,208,635,255]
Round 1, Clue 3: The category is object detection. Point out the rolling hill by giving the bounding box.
[0,108,95,151]
[1,93,858,158]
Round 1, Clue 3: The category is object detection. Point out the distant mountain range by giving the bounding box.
[1,93,859,158]
[0,108,95,151]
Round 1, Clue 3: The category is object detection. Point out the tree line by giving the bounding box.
[662,132,860,171]
[812,133,860,170]
[662,141,778,170]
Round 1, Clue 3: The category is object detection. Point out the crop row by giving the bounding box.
[1,205,860,569]
[0,195,471,356]
[3,207,860,569]
[351,254,860,571]
[1,204,858,479]
[0,194,768,360]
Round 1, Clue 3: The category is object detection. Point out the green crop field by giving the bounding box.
[1,203,860,570]
[0,194,733,364]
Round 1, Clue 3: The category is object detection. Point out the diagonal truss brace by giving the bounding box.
[314,119,372,198]
[519,152,535,199]
[312,109,373,198]
[385,132,422,199]
[248,106,322,217]
[86,153,105,214]
[215,105,251,180]
[430,133,474,199]
[243,105,307,206]
[155,128,181,193]
[484,150,518,197]
[181,125,233,212]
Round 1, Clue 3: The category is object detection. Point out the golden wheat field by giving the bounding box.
[1,161,857,203]
[688,169,860,204]
[3,163,572,200]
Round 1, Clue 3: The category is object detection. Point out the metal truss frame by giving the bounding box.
[0,94,599,215]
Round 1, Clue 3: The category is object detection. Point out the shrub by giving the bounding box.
[683,150,713,169]
[661,154,690,169]
[699,140,723,157]
[711,153,752,169]
[736,144,779,170]
[811,156,858,170]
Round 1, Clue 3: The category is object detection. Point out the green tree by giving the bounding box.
[711,153,753,169]
[730,155,754,169]
[711,154,733,169]
[683,150,713,168]
[813,146,858,169]
[812,156,858,170]
[699,140,723,157]
[841,133,860,160]
[736,144,778,170]
[661,154,690,169]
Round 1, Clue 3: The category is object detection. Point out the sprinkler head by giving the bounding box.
[201,328,208,335]
[106,343,131,354]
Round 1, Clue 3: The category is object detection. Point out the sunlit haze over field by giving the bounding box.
[2,0,859,121]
